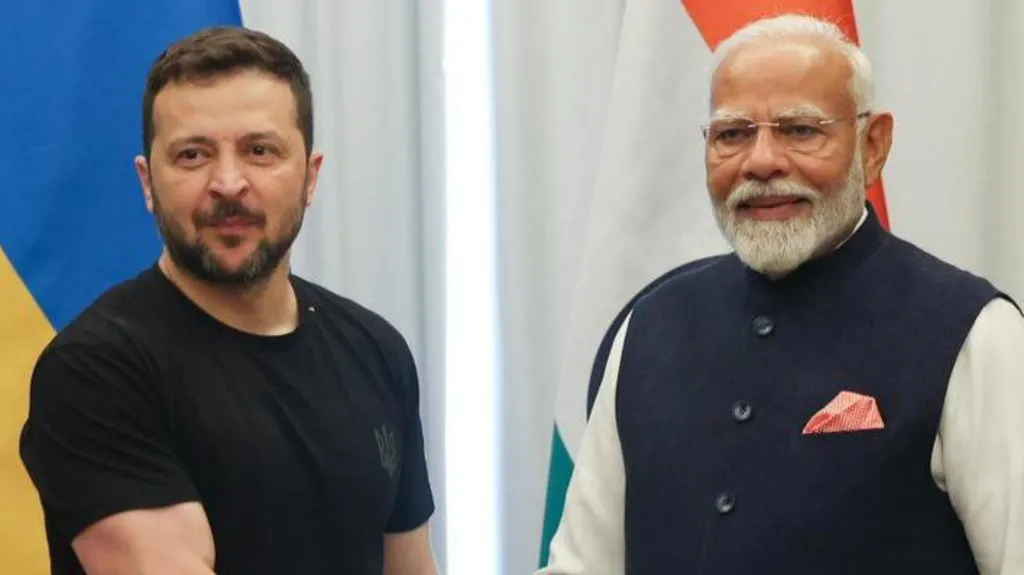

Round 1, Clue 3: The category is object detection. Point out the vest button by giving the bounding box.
[752,314,774,337]
[715,492,735,515]
[732,400,753,422]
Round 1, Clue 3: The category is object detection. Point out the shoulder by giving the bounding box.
[636,255,730,301]
[294,276,411,353]
[292,277,419,396]
[26,264,215,414]
[627,253,735,314]
[885,233,995,291]
[595,254,730,360]
[883,234,1016,309]
[26,271,171,429]
[41,268,167,369]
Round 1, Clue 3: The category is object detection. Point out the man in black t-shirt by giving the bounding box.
[19,26,437,575]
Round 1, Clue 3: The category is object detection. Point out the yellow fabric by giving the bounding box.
[0,246,54,573]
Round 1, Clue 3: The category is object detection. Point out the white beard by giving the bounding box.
[712,149,866,277]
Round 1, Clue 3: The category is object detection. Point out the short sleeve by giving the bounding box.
[384,335,435,533]
[19,338,199,541]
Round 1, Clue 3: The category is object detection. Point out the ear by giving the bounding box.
[862,112,893,189]
[135,155,155,213]
[304,151,324,207]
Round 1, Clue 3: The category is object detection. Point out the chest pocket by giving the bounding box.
[791,385,897,458]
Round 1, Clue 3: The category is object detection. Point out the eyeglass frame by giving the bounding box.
[700,110,872,157]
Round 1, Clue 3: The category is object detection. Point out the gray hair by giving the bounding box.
[709,14,875,114]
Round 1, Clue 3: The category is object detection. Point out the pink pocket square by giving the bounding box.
[802,390,885,434]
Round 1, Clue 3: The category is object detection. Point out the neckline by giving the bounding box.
[147,265,311,352]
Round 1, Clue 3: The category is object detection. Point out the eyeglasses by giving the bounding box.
[701,111,871,158]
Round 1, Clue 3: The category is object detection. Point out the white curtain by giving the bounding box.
[237,0,449,568]
[490,1,624,573]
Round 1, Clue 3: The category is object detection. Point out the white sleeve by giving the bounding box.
[536,314,631,575]
[932,297,1024,574]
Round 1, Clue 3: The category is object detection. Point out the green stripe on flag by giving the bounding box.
[538,425,574,567]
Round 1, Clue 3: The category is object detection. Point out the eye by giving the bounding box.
[175,148,209,165]
[779,123,824,140]
[710,123,754,144]
[715,128,746,142]
[249,143,281,158]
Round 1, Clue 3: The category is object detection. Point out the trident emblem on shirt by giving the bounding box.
[374,426,398,480]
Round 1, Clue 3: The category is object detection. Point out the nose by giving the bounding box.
[741,127,790,182]
[208,154,248,197]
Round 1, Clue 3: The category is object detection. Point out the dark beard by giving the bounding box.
[151,183,307,288]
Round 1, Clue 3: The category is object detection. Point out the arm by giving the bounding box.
[383,522,437,575]
[936,297,1024,574]
[19,338,209,573]
[73,503,215,575]
[537,314,631,574]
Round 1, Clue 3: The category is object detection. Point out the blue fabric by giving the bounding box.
[0,0,242,331]
[614,206,1005,574]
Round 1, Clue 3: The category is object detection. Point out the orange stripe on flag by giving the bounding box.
[680,0,859,49]
[681,0,890,230]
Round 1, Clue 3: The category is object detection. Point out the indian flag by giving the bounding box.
[0,2,253,572]
[538,0,889,565]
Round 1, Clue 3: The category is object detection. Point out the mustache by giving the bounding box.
[726,180,821,210]
[194,200,267,227]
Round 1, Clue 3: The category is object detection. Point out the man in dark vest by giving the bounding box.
[539,13,1024,575]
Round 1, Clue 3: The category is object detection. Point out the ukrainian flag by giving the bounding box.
[0,2,242,571]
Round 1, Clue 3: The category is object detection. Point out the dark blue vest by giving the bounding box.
[615,207,1007,574]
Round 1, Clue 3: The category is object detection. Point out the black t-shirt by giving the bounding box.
[19,265,434,574]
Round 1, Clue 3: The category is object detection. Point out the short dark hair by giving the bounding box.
[142,26,314,158]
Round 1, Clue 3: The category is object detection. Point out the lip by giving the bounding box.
[210,218,257,232]
[736,197,811,221]
[739,195,805,209]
